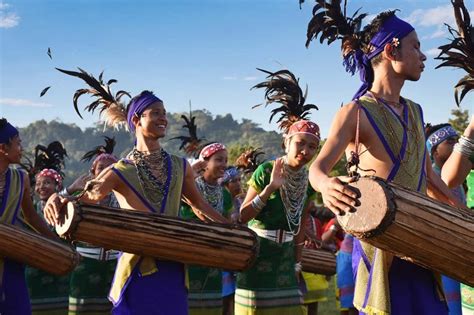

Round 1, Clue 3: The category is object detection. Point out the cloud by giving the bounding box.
[0,98,53,108]
[0,2,19,29]
[405,5,474,28]
[244,76,257,81]
[425,48,440,57]
[222,76,237,80]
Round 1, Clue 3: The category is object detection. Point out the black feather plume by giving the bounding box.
[56,67,131,129]
[305,0,367,48]
[435,0,474,106]
[252,68,318,133]
[81,136,116,162]
[170,103,206,158]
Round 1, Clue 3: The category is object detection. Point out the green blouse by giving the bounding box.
[247,161,316,231]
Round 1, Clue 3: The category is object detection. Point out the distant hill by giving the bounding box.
[19,110,284,185]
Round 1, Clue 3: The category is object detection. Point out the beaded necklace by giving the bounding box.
[280,157,308,236]
[196,176,224,213]
[132,148,172,213]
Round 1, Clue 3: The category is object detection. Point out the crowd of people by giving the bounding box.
[0,2,473,315]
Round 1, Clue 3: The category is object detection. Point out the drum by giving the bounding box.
[0,222,80,275]
[56,202,259,271]
[301,248,336,275]
[338,176,474,286]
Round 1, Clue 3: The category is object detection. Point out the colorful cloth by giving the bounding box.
[235,161,316,314]
[108,155,187,315]
[463,171,474,315]
[0,167,30,315]
[180,179,233,314]
[302,273,328,304]
[3,169,32,313]
[199,142,226,159]
[432,165,464,315]
[26,200,69,315]
[352,95,447,315]
[68,193,119,315]
[337,234,355,310]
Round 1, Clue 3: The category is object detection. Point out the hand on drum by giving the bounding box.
[320,176,359,216]
[43,193,69,226]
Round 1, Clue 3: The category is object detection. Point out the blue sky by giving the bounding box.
[1,0,473,138]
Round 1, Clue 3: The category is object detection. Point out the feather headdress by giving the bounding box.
[57,68,131,129]
[304,0,367,47]
[303,0,368,74]
[252,68,318,134]
[436,0,474,106]
[235,147,265,175]
[81,136,116,162]
[171,105,205,158]
[21,141,68,184]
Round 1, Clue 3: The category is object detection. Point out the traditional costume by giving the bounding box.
[57,67,189,315]
[305,4,448,314]
[235,69,320,315]
[0,121,31,315]
[180,143,233,315]
[66,137,120,315]
[25,142,70,315]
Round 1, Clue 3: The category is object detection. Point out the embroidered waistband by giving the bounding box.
[76,246,120,261]
[250,227,294,243]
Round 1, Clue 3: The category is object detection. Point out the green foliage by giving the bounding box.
[449,108,470,134]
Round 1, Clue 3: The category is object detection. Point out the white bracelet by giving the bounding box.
[295,261,302,273]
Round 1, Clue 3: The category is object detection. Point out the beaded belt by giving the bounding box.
[76,247,120,261]
[250,227,294,244]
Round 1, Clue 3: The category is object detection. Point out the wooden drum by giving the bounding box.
[56,202,259,271]
[301,248,336,275]
[338,176,474,286]
[0,222,80,275]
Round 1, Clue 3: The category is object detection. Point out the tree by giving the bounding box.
[449,108,470,134]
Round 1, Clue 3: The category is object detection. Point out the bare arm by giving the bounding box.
[441,115,474,188]
[21,177,58,239]
[309,104,359,215]
[181,160,229,224]
[43,167,119,226]
[426,155,465,208]
[239,158,284,224]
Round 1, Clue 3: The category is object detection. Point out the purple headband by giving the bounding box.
[344,15,414,100]
[0,122,19,144]
[219,167,240,185]
[426,125,458,154]
[126,92,162,132]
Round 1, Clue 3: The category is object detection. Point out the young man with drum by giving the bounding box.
[43,85,228,315]
[304,6,461,315]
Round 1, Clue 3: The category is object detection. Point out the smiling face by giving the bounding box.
[285,133,319,169]
[203,149,228,180]
[133,101,168,139]
[391,31,426,81]
[0,135,23,164]
[35,175,57,201]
